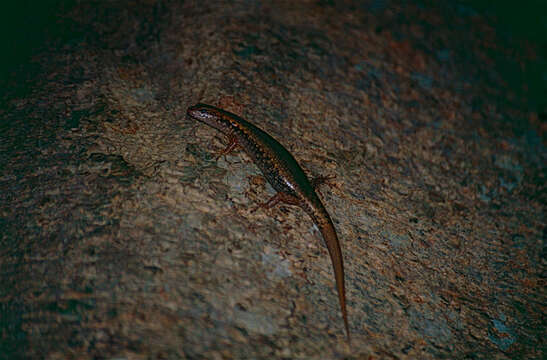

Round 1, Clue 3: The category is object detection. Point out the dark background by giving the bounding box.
[2,1,546,112]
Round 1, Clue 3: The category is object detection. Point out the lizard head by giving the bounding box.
[187,103,233,134]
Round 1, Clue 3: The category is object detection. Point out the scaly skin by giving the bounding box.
[187,103,350,341]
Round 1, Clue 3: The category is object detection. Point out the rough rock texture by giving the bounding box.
[1,1,545,359]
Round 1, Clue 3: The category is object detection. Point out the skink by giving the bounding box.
[187,103,350,341]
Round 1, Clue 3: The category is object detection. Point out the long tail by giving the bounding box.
[316,213,350,342]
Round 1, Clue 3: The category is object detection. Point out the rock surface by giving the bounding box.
[1,1,544,359]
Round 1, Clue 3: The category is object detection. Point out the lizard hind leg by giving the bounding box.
[311,174,336,196]
[251,192,302,213]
